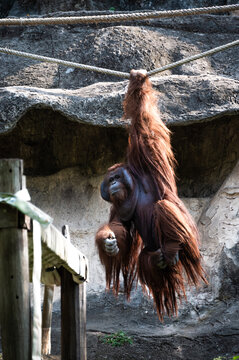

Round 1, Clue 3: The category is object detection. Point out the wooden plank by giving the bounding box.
[0,159,24,192]
[60,267,87,360]
[41,224,88,282]
[61,224,87,359]
[0,159,31,360]
[42,285,55,355]
[79,282,87,360]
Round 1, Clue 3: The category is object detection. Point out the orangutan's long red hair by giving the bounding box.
[124,70,207,319]
[124,70,177,196]
[95,207,142,299]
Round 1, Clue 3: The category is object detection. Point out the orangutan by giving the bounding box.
[96,70,207,320]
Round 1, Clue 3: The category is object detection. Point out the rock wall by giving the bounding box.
[1,17,238,89]
[199,161,239,301]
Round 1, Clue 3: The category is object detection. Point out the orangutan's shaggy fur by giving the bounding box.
[96,70,207,320]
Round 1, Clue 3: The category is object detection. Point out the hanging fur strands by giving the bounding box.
[95,69,208,320]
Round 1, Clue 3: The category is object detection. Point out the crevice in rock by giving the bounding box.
[0,108,128,176]
[172,114,239,197]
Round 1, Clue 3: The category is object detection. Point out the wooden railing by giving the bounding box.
[0,159,88,360]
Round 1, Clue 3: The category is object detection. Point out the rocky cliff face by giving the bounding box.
[0,4,238,359]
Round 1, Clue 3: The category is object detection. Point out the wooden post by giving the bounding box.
[42,285,54,355]
[0,159,31,360]
[60,225,87,360]
[79,281,87,360]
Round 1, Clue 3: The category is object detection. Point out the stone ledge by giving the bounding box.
[0,75,238,133]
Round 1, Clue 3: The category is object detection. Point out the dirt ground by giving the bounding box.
[43,330,239,360]
[40,293,239,360]
[2,293,239,360]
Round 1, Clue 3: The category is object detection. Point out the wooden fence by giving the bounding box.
[0,158,88,360]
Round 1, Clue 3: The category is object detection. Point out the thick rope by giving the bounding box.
[0,4,238,26]
[0,39,238,79]
[147,39,239,77]
[0,47,130,78]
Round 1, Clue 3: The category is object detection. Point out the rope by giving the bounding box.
[147,39,239,77]
[0,47,130,78]
[0,39,238,79]
[0,4,238,26]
